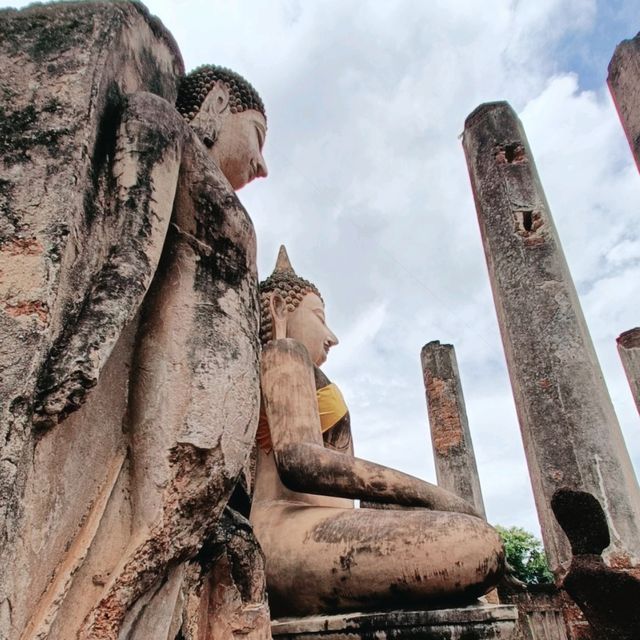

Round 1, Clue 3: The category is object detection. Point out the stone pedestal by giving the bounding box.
[271,605,518,639]
[462,101,640,576]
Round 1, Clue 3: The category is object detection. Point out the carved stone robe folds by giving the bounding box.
[0,3,261,639]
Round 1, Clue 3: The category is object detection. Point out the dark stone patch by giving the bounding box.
[119,111,178,231]
[193,193,251,291]
[193,523,227,578]
[140,46,171,98]
[44,221,69,265]
[83,83,124,226]
[551,488,640,639]
[42,97,62,114]
[551,489,609,555]
[339,549,356,572]
[28,13,93,62]
[0,7,93,64]
[0,103,70,166]
[127,0,184,77]
[0,83,16,102]
[563,555,640,640]
[0,178,18,243]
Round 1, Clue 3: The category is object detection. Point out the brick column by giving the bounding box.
[421,340,486,518]
[462,101,640,574]
[608,32,640,173]
[617,328,640,416]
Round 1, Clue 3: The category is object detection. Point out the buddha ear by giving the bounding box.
[188,82,230,145]
[269,293,288,340]
[205,81,230,115]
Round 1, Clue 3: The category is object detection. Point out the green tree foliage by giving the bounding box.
[495,525,553,585]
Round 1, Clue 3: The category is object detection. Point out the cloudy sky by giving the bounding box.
[6,0,639,538]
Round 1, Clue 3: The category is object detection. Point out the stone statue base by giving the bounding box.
[271,604,518,639]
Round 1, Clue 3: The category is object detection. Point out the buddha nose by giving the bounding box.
[256,154,268,179]
[327,329,339,347]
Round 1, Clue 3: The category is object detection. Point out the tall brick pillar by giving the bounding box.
[462,101,640,575]
[617,328,640,416]
[608,32,640,173]
[421,340,486,518]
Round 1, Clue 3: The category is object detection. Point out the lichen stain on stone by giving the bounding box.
[192,192,252,292]
[0,178,18,242]
[339,549,357,572]
[0,10,94,63]
[426,377,463,455]
[0,103,70,165]
[84,83,124,226]
[139,46,169,98]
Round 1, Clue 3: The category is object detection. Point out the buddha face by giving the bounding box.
[189,84,268,190]
[285,293,339,366]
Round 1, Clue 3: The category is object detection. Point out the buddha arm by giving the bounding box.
[33,92,184,426]
[275,442,478,515]
[261,339,478,517]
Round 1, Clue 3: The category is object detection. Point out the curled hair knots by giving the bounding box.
[176,64,266,122]
[258,274,322,345]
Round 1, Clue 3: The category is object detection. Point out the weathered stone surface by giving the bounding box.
[617,328,640,416]
[421,340,486,518]
[0,3,264,639]
[462,102,640,576]
[608,32,640,173]
[271,605,519,639]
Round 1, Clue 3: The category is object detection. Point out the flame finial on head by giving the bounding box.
[273,245,295,275]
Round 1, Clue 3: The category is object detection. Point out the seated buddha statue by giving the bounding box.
[250,246,505,618]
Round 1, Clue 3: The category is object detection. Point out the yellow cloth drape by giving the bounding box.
[256,383,348,453]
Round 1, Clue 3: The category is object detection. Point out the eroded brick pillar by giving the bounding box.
[421,340,486,519]
[617,328,640,416]
[608,33,640,173]
[462,101,640,575]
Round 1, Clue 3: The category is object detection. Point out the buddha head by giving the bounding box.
[177,65,268,190]
[260,246,339,366]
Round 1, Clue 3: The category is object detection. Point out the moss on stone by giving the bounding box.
[0,103,70,165]
[0,178,17,244]
[0,7,92,62]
